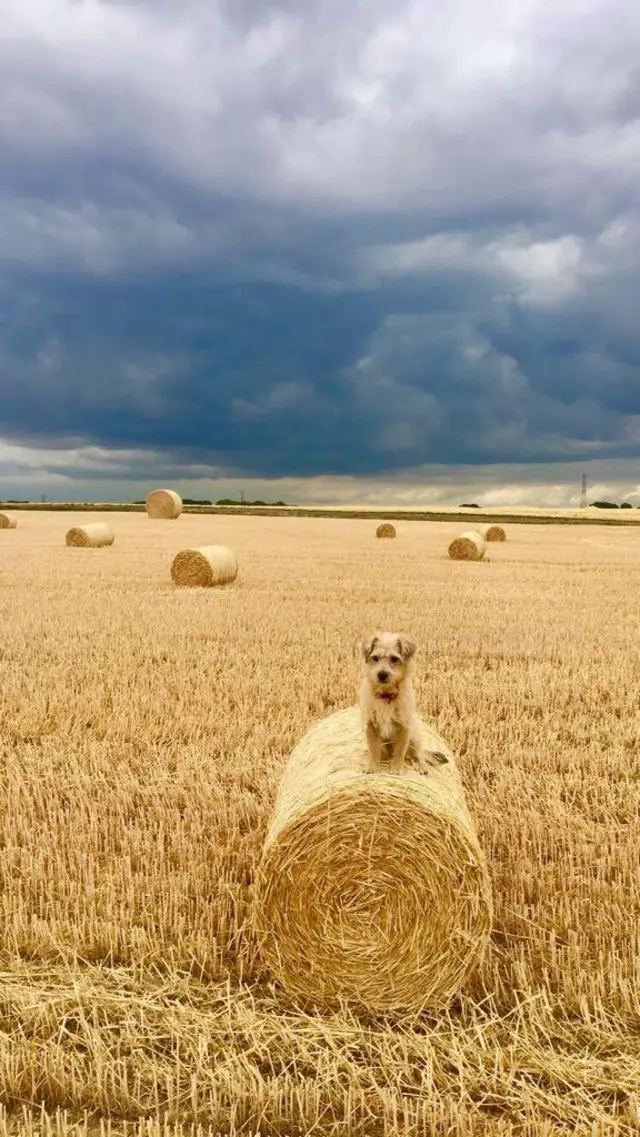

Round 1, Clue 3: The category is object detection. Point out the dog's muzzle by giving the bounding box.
[375,688,399,702]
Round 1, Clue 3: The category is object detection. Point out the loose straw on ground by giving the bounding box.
[253,706,492,1016]
[376,523,396,538]
[170,545,238,587]
[480,523,506,542]
[146,489,182,519]
[65,522,115,548]
[0,512,17,529]
[448,530,486,561]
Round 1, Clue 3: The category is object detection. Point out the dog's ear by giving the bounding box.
[396,634,416,661]
[362,635,378,661]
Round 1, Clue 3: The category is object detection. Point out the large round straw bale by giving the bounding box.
[146,488,182,519]
[170,545,238,587]
[480,523,506,542]
[376,522,396,538]
[448,530,486,561]
[253,706,492,1016]
[0,511,17,529]
[65,522,115,548]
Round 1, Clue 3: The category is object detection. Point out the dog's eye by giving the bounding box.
[389,655,400,664]
[371,655,380,663]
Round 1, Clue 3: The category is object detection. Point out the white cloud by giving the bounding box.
[489,234,585,304]
[358,233,477,280]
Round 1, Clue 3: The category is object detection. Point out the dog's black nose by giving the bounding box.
[377,669,389,682]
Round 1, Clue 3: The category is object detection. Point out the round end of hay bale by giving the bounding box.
[65,522,115,548]
[146,488,183,519]
[0,511,17,529]
[448,531,486,561]
[481,524,506,542]
[255,785,492,1014]
[65,527,88,547]
[170,545,238,587]
[376,523,396,538]
[253,708,492,1015]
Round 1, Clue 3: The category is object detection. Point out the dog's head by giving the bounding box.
[361,631,416,697]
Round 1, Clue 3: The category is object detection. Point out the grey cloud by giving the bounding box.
[3,0,639,228]
[0,0,640,491]
[2,266,638,479]
[3,447,640,512]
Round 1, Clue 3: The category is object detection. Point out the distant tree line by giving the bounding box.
[132,498,289,507]
[589,501,635,509]
[456,501,639,510]
[213,498,289,507]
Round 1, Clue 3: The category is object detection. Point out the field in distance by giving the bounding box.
[4,500,640,525]
[0,510,639,1134]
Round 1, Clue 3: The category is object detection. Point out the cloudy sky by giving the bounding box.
[1,0,640,506]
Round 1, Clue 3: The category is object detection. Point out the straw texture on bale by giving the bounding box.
[65,522,115,548]
[253,706,492,1015]
[0,511,17,529]
[170,545,238,587]
[448,530,486,561]
[376,522,396,538]
[146,488,183,519]
[480,523,506,542]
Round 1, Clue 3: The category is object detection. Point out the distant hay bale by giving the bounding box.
[0,512,17,529]
[480,523,506,542]
[65,522,115,548]
[146,488,182,519]
[376,522,396,538]
[448,530,486,561]
[170,545,238,587]
[253,706,492,1016]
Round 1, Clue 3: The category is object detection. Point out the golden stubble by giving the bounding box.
[0,511,639,1135]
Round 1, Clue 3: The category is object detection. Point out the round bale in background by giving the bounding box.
[253,705,492,1016]
[376,522,397,539]
[65,522,115,548]
[448,530,486,561]
[480,523,506,542]
[171,545,238,587]
[146,488,183,519]
[0,511,17,529]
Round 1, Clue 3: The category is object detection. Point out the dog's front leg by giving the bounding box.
[389,725,411,773]
[366,722,384,772]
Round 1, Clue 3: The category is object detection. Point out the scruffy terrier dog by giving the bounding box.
[359,631,448,775]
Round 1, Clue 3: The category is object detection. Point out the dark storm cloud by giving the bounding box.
[1,0,640,484]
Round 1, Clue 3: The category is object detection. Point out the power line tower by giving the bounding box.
[580,473,587,509]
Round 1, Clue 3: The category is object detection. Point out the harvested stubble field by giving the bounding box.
[0,511,639,1136]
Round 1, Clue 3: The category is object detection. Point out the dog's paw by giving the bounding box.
[428,750,449,766]
[413,749,449,774]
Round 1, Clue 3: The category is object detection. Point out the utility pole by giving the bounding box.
[580,473,587,509]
